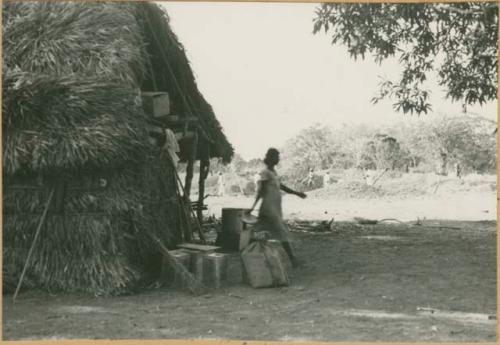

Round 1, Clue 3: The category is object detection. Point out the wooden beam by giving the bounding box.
[147,116,198,129]
[183,131,198,202]
[165,115,199,123]
[175,131,196,140]
[146,126,196,141]
[177,243,220,252]
[197,143,210,224]
[147,117,210,143]
[149,115,199,125]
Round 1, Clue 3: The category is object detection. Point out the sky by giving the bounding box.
[160,2,497,160]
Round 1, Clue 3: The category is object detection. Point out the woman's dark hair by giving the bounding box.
[263,148,280,166]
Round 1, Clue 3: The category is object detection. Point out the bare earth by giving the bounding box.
[206,192,497,222]
[3,192,497,342]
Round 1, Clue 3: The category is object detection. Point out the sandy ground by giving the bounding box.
[3,191,497,342]
[206,192,497,222]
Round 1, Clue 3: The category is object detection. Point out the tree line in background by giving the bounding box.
[179,115,496,194]
[279,115,496,185]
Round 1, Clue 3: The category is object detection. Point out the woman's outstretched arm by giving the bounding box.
[280,183,307,199]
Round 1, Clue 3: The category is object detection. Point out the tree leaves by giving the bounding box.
[313,3,498,115]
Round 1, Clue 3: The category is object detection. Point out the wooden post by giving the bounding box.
[175,180,193,243]
[197,143,210,223]
[159,150,192,244]
[166,149,206,243]
[184,130,198,201]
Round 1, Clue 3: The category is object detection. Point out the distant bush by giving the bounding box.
[229,184,241,194]
[243,181,256,195]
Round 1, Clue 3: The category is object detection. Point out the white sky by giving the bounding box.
[159,2,497,160]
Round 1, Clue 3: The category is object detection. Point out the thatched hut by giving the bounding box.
[3,1,233,295]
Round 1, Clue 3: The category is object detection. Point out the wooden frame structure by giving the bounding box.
[143,93,214,241]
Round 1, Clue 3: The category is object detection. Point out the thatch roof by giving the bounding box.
[2,1,230,295]
[3,1,150,175]
[3,1,233,176]
[136,3,234,162]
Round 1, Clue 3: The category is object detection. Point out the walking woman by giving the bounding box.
[247,148,307,267]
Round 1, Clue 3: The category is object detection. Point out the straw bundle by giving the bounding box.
[2,1,144,83]
[3,74,148,174]
[3,0,148,174]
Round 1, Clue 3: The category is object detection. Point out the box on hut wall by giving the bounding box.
[141,92,170,118]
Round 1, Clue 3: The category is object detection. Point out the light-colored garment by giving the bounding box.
[306,170,314,186]
[323,173,330,187]
[364,171,374,186]
[255,168,290,242]
[163,128,180,167]
[253,173,260,186]
[217,174,225,196]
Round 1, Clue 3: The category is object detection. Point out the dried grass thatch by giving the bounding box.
[3,1,148,174]
[136,3,234,162]
[2,1,223,295]
[2,1,145,83]
[3,150,184,295]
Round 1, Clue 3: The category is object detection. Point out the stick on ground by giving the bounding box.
[13,187,55,302]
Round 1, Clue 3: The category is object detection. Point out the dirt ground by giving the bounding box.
[3,215,497,341]
[206,192,497,222]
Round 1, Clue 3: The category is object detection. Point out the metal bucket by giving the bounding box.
[216,208,250,252]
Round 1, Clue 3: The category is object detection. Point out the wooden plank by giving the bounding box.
[191,204,208,211]
[178,243,221,252]
[147,115,199,125]
[146,125,195,139]
[190,200,207,208]
[165,115,199,123]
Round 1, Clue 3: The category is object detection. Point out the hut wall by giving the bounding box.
[3,150,181,295]
[2,1,183,295]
